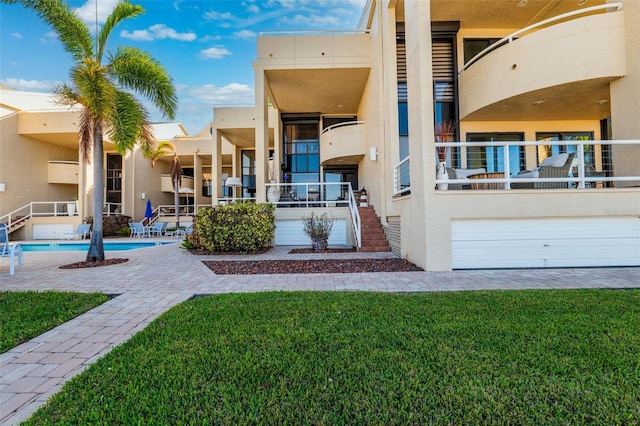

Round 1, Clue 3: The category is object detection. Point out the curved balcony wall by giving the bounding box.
[320,121,365,165]
[459,11,626,120]
[161,175,194,192]
[48,161,79,184]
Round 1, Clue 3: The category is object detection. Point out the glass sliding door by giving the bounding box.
[282,115,320,200]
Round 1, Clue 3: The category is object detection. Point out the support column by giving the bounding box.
[212,129,223,203]
[255,72,269,203]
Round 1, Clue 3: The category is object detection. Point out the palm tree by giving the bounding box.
[146,142,182,229]
[4,0,178,261]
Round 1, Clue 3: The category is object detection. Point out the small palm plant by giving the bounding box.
[302,212,334,251]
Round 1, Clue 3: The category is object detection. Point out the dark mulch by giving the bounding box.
[59,258,129,269]
[288,248,357,254]
[203,259,423,275]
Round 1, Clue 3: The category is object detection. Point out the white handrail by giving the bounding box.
[321,120,365,134]
[460,2,623,74]
[347,183,362,248]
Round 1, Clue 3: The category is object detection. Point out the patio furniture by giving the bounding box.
[1,223,23,275]
[150,222,168,237]
[61,223,91,240]
[512,152,576,189]
[469,172,505,190]
[129,222,149,238]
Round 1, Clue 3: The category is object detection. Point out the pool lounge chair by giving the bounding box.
[150,222,168,237]
[1,223,23,275]
[62,223,92,240]
[512,152,576,189]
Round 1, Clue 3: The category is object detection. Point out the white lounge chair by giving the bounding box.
[0,223,23,275]
[62,223,91,240]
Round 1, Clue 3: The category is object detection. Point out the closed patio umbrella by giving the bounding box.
[145,199,153,224]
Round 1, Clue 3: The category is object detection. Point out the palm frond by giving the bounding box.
[97,1,144,62]
[17,0,93,61]
[108,46,178,120]
[78,108,94,163]
[105,90,151,154]
[170,154,182,190]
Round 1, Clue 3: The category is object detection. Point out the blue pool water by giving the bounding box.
[21,241,175,252]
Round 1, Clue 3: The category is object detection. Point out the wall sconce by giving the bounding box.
[0,183,5,192]
[370,147,378,161]
[140,192,146,200]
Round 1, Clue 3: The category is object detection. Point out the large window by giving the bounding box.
[466,133,525,173]
[283,116,320,197]
[536,132,594,167]
[241,150,255,198]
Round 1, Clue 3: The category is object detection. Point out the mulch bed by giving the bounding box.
[59,258,129,269]
[288,248,357,254]
[203,259,423,275]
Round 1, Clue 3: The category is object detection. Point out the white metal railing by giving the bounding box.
[433,140,640,190]
[393,156,411,195]
[321,120,366,135]
[263,181,361,247]
[460,2,623,74]
[216,198,256,205]
[0,201,79,230]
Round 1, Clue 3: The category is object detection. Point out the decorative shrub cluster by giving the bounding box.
[302,212,334,239]
[85,216,132,237]
[187,203,275,253]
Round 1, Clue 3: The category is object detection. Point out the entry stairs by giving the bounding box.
[357,206,391,252]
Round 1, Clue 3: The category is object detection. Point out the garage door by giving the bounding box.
[452,217,640,269]
[275,219,347,246]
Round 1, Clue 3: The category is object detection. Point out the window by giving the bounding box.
[282,116,320,197]
[463,38,501,65]
[241,150,256,198]
[432,33,458,160]
[397,23,409,161]
[466,133,525,173]
[536,132,594,167]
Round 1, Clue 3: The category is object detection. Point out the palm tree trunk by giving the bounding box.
[87,125,105,261]
[174,175,180,229]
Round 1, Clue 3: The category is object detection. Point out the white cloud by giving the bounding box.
[0,78,59,91]
[246,4,260,14]
[11,32,23,39]
[199,47,231,60]
[121,24,197,42]
[39,31,58,45]
[280,14,340,27]
[233,30,257,40]
[204,10,234,21]
[74,0,118,25]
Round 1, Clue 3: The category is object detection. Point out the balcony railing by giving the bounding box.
[431,140,640,190]
[459,2,623,74]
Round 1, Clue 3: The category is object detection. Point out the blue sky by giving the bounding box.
[0,0,366,134]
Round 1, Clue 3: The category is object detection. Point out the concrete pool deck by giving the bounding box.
[1,241,639,424]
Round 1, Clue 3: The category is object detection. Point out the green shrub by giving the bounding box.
[187,203,275,253]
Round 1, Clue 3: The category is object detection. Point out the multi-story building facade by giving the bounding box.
[2,0,639,270]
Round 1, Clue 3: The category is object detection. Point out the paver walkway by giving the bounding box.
[1,242,639,425]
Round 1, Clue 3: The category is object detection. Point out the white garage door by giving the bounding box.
[275,219,347,246]
[452,217,640,269]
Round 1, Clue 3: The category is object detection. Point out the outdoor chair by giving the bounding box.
[0,223,23,275]
[150,222,168,237]
[62,223,91,240]
[129,222,149,238]
[512,152,576,189]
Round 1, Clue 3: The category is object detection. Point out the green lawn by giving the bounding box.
[0,291,110,354]
[25,290,640,425]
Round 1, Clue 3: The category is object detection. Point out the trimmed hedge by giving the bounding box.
[187,203,275,253]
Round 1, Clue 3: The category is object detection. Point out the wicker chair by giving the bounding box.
[512,152,576,189]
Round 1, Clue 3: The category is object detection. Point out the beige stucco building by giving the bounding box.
[1,0,639,270]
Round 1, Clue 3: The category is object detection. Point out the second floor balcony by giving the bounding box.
[458,4,626,121]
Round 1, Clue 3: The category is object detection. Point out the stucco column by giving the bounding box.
[212,129,222,203]
[255,72,269,203]
[404,0,441,270]
[610,0,640,186]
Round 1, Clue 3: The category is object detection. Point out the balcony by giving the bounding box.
[161,175,194,192]
[48,161,79,184]
[458,4,625,121]
[394,139,640,194]
[320,121,366,165]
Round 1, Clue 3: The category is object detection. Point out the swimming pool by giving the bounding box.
[21,241,176,252]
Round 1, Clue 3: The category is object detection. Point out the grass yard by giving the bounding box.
[25,290,640,425]
[0,291,110,354]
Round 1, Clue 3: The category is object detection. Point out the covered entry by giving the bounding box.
[452,217,640,269]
